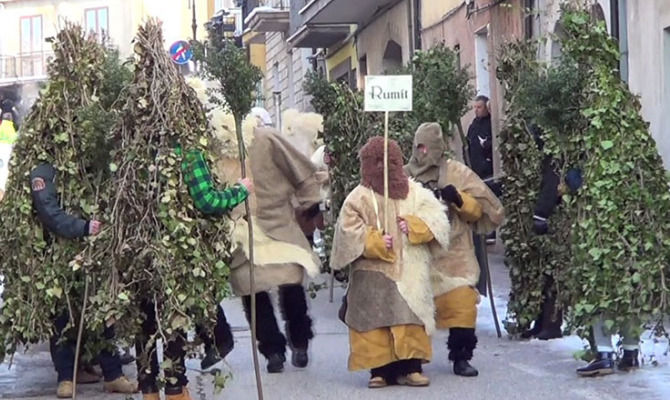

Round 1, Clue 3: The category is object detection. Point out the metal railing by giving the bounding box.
[0,51,54,81]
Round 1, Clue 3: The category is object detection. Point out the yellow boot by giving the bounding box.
[56,381,73,398]
[103,376,138,393]
[142,394,160,400]
[166,387,193,400]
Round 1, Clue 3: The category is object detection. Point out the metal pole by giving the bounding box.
[191,0,197,41]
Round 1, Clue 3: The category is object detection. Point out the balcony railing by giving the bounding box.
[0,51,53,82]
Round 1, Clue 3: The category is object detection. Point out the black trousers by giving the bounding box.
[447,327,478,362]
[241,284,313,358]
[197,305,234,356]
[136,300,187,394]
[370,359,422,383]
[50,311,123,383]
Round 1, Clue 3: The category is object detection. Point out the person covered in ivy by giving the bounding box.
[227,108,325,374]
[521,126,582,341]
[30,163,138,398]
[405,122,504,377]
[178,144,254,370]
[331,136,451,388]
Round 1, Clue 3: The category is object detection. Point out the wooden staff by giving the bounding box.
[383,111,389,233]
[235,118,264,400]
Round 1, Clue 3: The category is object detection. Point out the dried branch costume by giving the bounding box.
[331,137,450,385]
[405,123,504,374]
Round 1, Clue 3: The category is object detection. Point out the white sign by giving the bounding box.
[364,75,413,112]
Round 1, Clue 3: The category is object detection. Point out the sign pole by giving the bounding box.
[383,111,389,233]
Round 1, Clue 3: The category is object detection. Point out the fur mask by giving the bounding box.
[359,136,409,199]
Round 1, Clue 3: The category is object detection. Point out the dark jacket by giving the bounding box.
[467,115,493,179]
[30,163,89,239]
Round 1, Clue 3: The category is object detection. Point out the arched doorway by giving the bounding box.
[382,40,403,73]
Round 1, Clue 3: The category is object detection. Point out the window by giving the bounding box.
[20,15,43,76]
[474,29,490,97]
[85,7,109,39]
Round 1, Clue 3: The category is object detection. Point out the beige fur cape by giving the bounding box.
[331,180,450,334]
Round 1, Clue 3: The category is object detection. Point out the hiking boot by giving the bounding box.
[577,352,615,377]
[56,381,73,398]
[103,376,138,393]
[143,394,160,400]
[454,360,479,377]
[397,372,430,386]
[618,349,640,372]
[201,346,223,370]
[267,353,285,373]
[368,376,388,389]
[291,348,309,368]
[166,387,193,400]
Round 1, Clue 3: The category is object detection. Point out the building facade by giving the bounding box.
[0,0,218,117]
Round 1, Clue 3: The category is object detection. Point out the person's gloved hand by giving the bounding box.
[533,215,549,235]
[440,185,464,208]
[565,168,583,193]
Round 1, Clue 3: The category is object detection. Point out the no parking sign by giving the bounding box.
[169,40,193,65]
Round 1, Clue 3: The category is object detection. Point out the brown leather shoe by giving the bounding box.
[103,376,138,393]
[56,381,73,398]
[397,372,430,387]
[166,387,193,400]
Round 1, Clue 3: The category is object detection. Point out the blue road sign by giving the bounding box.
[169,40,193,65]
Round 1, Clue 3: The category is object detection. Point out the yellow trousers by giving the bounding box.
[434,286,478,329]
[348,324,432,371]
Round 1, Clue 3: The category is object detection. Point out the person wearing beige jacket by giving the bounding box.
[405,123,504,378]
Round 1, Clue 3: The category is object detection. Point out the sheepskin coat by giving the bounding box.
[331,180,450,334]
[427,159,504,297]
[229,127,322,296]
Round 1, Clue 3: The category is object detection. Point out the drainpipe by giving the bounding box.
[407,0,415,55]
[524,0,534,39]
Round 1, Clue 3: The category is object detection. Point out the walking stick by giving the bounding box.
[460,136,502,338]
[235,118,264,400]
[383,111,389,233]
[479,234,502,338]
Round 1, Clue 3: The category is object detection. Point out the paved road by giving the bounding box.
[1,248,668,399]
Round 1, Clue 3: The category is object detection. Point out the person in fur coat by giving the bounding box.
[405,123,504,377]
[228,111,325,374]
[331,136,451,389]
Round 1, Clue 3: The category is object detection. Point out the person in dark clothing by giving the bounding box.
[467,95,494,181]
[467,95,499,247]
[521,127,582,341]
[30,163,137,398]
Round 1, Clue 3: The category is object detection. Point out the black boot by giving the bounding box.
[576,352,614,377]
[536,296,563,341]
[520,317,542,339]
[279,285,314,369]
[618,349,640,372]
[448,328,479,377]
[453,360,479,377]
[266,353,286,373]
